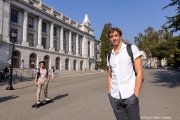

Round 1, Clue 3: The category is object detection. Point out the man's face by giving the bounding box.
[109,31,121,46]
[39,63,45,68]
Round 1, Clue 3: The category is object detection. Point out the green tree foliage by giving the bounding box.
[167,36,180,67]
[98,23,113,69]
[151,41,172,60]
[134,26,173,58]
[163,0,180,32]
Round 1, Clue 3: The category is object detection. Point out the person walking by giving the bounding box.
[107,27,144,120]
[21,60,24,69]
[34,61,51,104]
[4,66,9,79]
[51,66,55,78]
[31,60,35,68]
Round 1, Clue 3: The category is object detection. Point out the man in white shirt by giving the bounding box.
[107,27,143,120]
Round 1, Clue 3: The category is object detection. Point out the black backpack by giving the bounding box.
[108,44,136,76]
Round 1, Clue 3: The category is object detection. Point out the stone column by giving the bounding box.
[37,17,43,49]
[1,0,11,42]
[91,40,94,59]
[68,30,72,55]
[75,34,79,56]
[59,27,64,53]
[82,35,88,58]
[22,10,29,46]
[49,22,55,51]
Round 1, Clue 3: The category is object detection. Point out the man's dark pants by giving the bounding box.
[108,93,140,120]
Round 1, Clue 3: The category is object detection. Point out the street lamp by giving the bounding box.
[6,31,17,90]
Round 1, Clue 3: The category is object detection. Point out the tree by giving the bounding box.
[163,0,180,32]
[134,26,173,58]
[167,36,180,67]
[98,23,113,69]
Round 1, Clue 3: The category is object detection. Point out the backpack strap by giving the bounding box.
[126,44,137,76]
[46,68,48,77]
[37,68,41,76]
[108,52,111,65]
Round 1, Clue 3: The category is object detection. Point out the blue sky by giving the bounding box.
[42,0,180,44]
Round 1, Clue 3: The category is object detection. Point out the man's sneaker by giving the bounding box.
[37,100,40,104]
[45,98,50,101]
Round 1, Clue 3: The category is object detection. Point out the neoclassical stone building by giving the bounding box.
[0,0,100,70]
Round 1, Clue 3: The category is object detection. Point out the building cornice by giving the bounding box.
[14,0,94,36]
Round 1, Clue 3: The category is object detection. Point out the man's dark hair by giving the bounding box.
[39,61,46,66]
[107,27,122,38]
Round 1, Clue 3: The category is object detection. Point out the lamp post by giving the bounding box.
[6,31,17,90]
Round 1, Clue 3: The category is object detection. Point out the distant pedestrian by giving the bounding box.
[21,60,24,69]
[34,68,37,76]
[8,59,11,68]
[4,66,9,78]
[51,66,55,78]
[31,61,35,68]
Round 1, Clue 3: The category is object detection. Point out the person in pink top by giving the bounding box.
[34,61,51,104]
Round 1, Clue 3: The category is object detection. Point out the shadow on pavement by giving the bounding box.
[53,94,69,101]
[150,70,180,88]
[0,95,19,103]
[15,85,35,89]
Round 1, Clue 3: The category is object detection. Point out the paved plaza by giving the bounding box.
[0,69,180,120]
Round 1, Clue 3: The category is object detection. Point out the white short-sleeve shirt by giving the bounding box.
[107,43,141,99]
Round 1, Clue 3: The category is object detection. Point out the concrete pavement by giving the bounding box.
[0,69,180,120]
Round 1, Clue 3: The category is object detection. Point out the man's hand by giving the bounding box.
[34,82,38,87]
[134,91,139,98]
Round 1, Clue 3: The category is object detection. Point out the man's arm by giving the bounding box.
[134,57,143,97]
[47,69,51,81]
[34,76,38,86]
[48,75,51,81]
[108,67,111,92]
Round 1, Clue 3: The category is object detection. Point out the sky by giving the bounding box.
[42,0,180,44]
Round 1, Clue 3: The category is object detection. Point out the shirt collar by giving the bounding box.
[111,42,127,54]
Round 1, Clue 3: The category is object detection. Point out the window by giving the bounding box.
[72,45,74,54]
[10,28,18,43]
[78,36,82,55]
[78,47,81,54]
[71,34,75,54]
[42,22,46,33]
[28,16,34,28]
[54,40,57,51]
[95,44,97,50]
[42,37,46,49]
[88,41,90,57]
[54,27,57,36]
[63,31,66,40]
[54,14,56,17]
[96,53,97,60]
[11,9,18,23]
[63,42,66,53]
[28,33,33,47]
